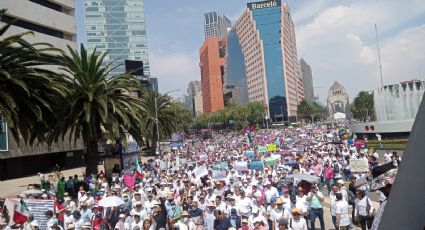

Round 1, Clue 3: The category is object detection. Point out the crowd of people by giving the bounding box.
[0,124,400,230]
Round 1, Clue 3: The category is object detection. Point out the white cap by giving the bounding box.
[252,206,259,213]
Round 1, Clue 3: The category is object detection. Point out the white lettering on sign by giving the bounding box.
[249,0,280,10]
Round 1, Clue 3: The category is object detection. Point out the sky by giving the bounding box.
[75,0,425,102]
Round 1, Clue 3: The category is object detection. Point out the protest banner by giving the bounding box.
[212,170,226,180]
[194,165,208,179]
[249,161,264,170]
[4,198,54,229]
[349,159,369,172]
[235,161,248,171]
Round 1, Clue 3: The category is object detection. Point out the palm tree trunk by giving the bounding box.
[85,138,99,175]
[151,128,157,156]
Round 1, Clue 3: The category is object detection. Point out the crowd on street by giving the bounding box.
[0,124,401,230]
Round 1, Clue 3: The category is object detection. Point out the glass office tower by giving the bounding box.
[84,0,150,76]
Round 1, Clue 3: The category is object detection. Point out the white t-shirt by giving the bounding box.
[270,208,290,230]
[288,217,308,230]
[237,197,253,216]
[336,200,350,226]
[264,187,279,203]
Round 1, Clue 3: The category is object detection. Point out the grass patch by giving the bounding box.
[368,143,406,149]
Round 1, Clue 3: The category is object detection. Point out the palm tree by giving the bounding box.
[49,44,145,174]
[0,9,66,143]
[139,90,175,154]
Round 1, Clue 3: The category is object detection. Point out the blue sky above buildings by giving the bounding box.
[76,0,425,102]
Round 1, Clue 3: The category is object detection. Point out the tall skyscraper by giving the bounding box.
[186,81,202,115]
[199,37,227,113]
[223,26,249,106]
[226,0,303,121]
[0,0,85,180]
[300,58,314,102]
[187,81,202,98]
[204,12,231,39]
[84,0,150,76]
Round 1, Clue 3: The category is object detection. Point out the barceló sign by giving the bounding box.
[247,0,281,10]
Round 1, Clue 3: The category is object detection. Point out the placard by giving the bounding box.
[264,157,277,166]
[249,161,264,170]
[349,159,369,172]
[194,165,208,179]
[267,144,277,152]
[4,198,54,229]
[235,161,248,171]
[258,146,267,153]
[245,150,255,158]
[212,170,226,180]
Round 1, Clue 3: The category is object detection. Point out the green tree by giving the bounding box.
[298,100,314,120]
[139,90,176,154]
[0,9,66,143]
[168,101,193,132]
[351,91,374,121]
[49,45,146,174]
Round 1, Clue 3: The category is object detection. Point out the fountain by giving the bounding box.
[349,80,425,134]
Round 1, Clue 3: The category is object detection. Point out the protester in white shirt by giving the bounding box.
[287,208,308,230]
[335,193,350,229]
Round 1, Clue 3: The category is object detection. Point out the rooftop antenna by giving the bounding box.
[375,24,384,87]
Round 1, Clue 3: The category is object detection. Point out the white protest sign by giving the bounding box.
[194,165,208,179]
[4,198,54,229]
[234,161,248,171]
[212,170,227,180]
[349,159,369,172]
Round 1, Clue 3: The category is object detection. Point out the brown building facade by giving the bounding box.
[199,37,226,113]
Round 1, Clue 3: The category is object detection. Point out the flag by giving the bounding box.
[134,158,143,179]
[13,199,29,224]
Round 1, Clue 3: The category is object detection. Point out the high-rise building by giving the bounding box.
[199,37,227,113]
[227,0,303,122]
[187,81,202,98]
[204,12,231,39]
[300,58,314,102]
[84,0,150,76]
[194,92,204,116]
[1,0,77,51]
[186,81,202,115]
[0,0,85,180]
[223,27,249,106]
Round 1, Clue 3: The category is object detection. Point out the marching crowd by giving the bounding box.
[0,124,400,230]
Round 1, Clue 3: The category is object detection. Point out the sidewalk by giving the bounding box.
[0,167,85,198]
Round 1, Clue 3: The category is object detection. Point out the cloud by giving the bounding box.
[149,51,199,97]
[295,0,425,102]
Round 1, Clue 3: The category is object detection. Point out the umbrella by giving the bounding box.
[286,174,320,183]
[22,189,43,196]
[98,196,125,207]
